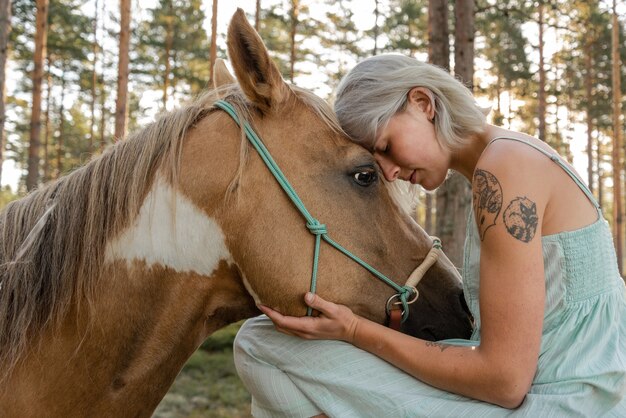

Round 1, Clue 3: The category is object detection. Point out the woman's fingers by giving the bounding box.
[257,295,356,341]
[304,292,337,316]
[258,304,315,334]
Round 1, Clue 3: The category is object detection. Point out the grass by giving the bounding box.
[153,323,252,418]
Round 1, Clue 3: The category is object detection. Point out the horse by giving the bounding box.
[0,9,472,417]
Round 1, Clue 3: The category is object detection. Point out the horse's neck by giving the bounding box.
[1,258,257,417]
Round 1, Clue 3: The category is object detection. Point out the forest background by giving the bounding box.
[0,0,624,416]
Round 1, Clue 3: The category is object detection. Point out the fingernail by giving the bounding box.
[305,292,314,303]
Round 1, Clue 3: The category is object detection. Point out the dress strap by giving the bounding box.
[486,136,601,213]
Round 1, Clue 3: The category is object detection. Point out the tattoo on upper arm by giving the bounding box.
[503,197,538,243]
[473,169,503,241]
[425,341,451,352]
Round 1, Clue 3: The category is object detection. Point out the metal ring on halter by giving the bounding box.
[385,286,419,316]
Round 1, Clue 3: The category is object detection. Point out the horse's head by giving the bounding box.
[180,9,472,340]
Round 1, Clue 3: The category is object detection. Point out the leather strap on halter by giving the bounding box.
[388,309,403,331]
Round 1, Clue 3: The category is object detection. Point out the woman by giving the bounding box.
[233,54,626,417]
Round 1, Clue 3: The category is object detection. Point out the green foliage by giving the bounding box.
[382,0,428,56]
[55,102,97,175]
[11,0,93,85]
[256,4,291,78]
[134,0,212,107]
[559,0,626,130]
[476,0,532,118]
[315,0,367,88]
[0,186,22,210]
[255,1,317,81]
[8,0,100,187]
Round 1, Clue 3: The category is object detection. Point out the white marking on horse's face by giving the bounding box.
[105,179,231,276]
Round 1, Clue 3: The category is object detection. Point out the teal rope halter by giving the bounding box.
[214,100,418,322]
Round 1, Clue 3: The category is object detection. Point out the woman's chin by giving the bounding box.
[422,173,447,191]
[419,175,434,190]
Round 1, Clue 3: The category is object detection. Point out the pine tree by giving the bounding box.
[289,0,299,83]
[256,1,291,78]
[316,0,365,89]
[425,0,449,235]
[610,0,623,275]
[114,0,130,141]
[135,0,211,111]
[26,0,48,190]
[49,0,92,178]
[537,0,546,141]
[383,0,428,56]
[209,0,217,83]
[435,0,476,267]
[0,0,11,185]
[476,0,531,128]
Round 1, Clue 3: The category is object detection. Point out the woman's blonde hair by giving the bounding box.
[334,54,489,151]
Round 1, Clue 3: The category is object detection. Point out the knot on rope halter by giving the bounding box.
[399,285,419,300]
[306,220,327,236]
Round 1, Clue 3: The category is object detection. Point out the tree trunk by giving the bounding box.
[209,0,218,82]
[496,71,501,116]
[434,0,474,268]
[43,67,51,182]
[27,0,49,191]
[428,0,449,71]
[163,1,173,109]
[56,72,66,179]
[373,0,379,55]
[584,39,594,195]
[426,0,449,236]
[611,0,623,276]
[454,0,474,89]
[89,0,99,152]
[597,144,603,208]
[99,0,107,151]
[255,0,260,31]
[0,0,11,186]
[553,67,561,153]
[507,82,512,128]
[114,0,130,141]
[537,1,546,141]
[289,0,299,83]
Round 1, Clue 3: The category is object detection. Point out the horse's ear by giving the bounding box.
[227,8,289,113]
[213,58,235,90]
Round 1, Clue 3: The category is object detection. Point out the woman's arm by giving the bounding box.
[261,142,548,408]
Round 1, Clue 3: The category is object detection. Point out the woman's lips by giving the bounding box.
[410,170,417,184]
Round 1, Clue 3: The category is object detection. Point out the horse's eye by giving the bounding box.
[353,169,378,186]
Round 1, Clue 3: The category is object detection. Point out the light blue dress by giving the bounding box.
[234,138,626,417]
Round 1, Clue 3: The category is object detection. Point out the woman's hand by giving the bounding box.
[258,292,361,343]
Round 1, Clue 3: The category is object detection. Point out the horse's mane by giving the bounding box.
[0,88,223,380]
[0,83,343,381]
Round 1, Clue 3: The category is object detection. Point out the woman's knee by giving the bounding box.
[233,316,275,372]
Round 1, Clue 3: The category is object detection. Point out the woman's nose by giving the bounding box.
[375,154,400,182]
